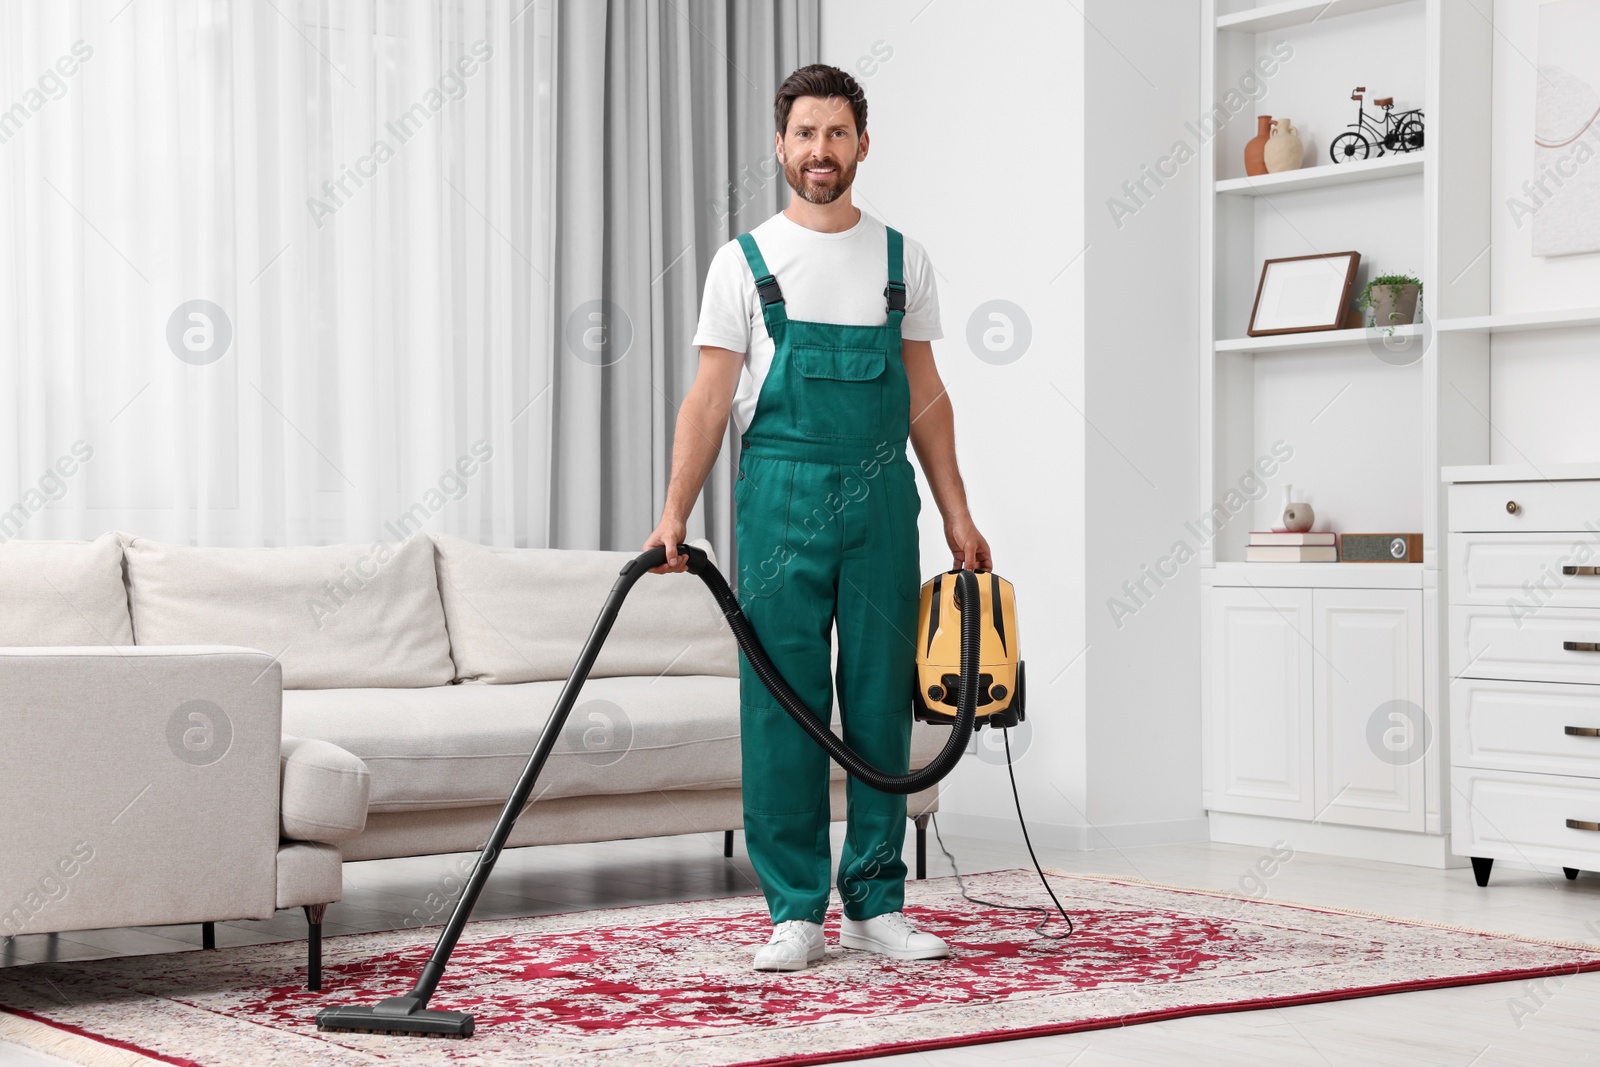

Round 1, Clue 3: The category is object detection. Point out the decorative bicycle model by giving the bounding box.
[1329,86,1424,163]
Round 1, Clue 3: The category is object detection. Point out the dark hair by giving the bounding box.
[774,64,867,138]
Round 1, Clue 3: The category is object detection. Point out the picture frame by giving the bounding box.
[1247,251,1362,336]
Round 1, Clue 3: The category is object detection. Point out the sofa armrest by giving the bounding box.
[0,645,282,935]
[281,735,369,843]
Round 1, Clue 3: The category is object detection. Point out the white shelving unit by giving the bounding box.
[1436,307,1600,334]
[1204,0,1600,878]
[1215,152,1424,196]
[1216,0,1420,34]
[1215,322,1424,353]
[1199,0,1472,866]
[1202,0,1436,569]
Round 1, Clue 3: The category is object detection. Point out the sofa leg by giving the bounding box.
[724,829,734,858]
[914,814,929,880]
[201,921,216,950]
[304,904,327,991]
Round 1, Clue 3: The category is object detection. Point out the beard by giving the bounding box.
[783,154,856,205]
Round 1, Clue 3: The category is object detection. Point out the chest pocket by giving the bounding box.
[791,345,885,440]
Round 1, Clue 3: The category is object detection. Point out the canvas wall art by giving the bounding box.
[1534,0,1600,256]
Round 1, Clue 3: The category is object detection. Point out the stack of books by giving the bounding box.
[1246,531,1337,562]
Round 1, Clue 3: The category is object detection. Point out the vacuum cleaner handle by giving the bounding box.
[630,541,711,575]
[348,544,689,1015]
[317,543,980,1038]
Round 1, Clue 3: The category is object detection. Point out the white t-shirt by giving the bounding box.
[691,209,943,435]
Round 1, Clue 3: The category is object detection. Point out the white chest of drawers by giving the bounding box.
[1445,467,1600,886]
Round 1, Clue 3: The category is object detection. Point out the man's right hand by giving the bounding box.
[644,516,689,574]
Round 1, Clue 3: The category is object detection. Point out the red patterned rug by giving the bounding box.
[3,869,1599,1067]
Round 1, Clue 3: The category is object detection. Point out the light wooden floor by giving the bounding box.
[4,825,1599,1066]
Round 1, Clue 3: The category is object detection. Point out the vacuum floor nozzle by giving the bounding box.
[315,999,474,1038]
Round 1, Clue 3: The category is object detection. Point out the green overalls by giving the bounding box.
[733,226,922,925]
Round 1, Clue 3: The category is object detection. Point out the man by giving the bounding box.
[643,63,990,972]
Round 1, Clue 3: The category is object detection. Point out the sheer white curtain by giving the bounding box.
[0,0,815,551]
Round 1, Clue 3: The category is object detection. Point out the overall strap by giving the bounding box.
[736,232,788,333]
[884,227,906,319]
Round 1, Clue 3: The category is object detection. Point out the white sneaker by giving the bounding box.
[752,920,825,971]
[839,911,950,960]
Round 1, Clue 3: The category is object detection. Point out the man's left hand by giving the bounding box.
[944,514,992,572]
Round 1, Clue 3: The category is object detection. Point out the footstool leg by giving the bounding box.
[724,829,734,858]
[304,904,327,991]
[201,921,215,950]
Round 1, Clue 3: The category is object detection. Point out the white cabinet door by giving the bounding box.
[1205,586,1315,819]
[1313,588,1426,831]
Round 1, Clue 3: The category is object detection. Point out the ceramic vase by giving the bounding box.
[1244,115,1273,177]
[1263,118,1304,173]
[1280,485,1315,533]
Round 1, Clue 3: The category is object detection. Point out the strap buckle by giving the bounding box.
[884,280,907,313]
[754,274,785,307]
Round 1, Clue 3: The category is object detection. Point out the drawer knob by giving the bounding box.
[1506,500,1520,514]
[1566,726,1600,737]
[1568,819,1600,832]
[1564,641,1600,652]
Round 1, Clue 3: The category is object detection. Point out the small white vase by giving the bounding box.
[1280,484,1315,533]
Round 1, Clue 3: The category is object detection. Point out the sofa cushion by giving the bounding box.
[0,533,133,646]
[282,675,742,811]
[281,678,952,814]
[121,534,455,689]
[433,534,738,684]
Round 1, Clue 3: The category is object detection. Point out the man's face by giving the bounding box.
[778,95,866,205]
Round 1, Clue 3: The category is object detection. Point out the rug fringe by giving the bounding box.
[0,1010,164,1067]
[1039,868,1600,953]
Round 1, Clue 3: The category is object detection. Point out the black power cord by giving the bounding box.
[931,727,1074,941]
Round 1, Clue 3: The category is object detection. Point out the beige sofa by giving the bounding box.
[0,531,942,988]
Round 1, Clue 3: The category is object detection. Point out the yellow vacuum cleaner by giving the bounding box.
[914,568,1024,729]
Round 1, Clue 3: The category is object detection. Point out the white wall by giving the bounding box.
[1082,0,1205,843]
[819,0,1087,838]
[1487,0,1600,464]
[821,0,1203,846]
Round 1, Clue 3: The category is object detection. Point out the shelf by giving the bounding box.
[1216,0,1419,34]
[1215,322,1423,354]
[1435,307,1600,335]
[1207,562,1423,589]
[1215,153,1423,195]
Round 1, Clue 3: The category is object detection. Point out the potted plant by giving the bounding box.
[1357,272,1423,335]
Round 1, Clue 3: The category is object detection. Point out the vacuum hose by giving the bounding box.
[671,543,981,794]
[314,542,979,1039]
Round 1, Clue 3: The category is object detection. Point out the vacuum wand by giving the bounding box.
[315,544,982,1039]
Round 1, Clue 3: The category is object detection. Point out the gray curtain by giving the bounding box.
[0,0,813,552]
[545,0,818,560]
